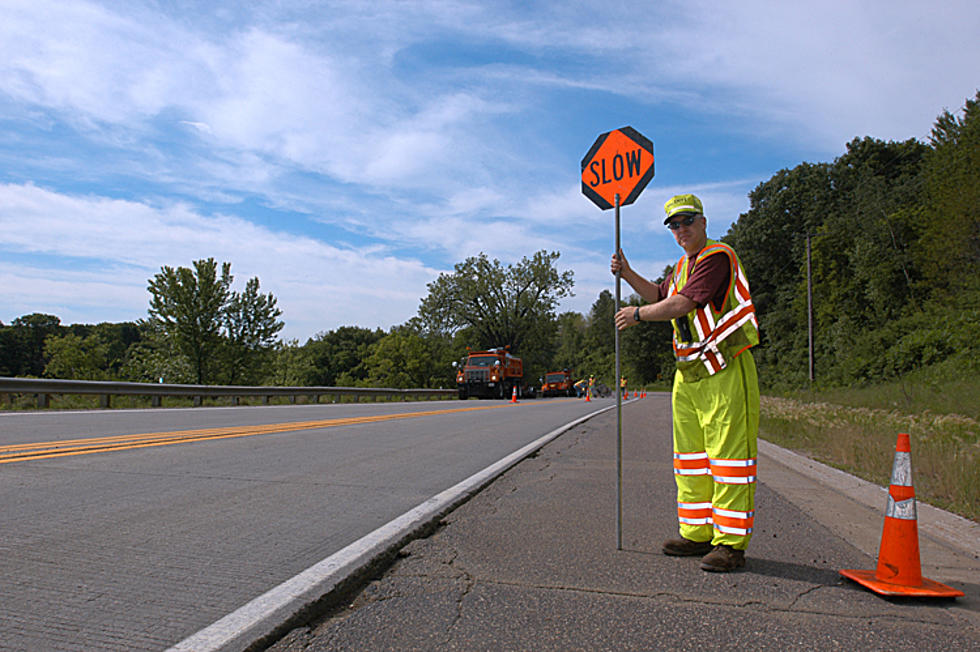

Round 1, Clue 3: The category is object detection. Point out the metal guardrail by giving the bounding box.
[0,376,456,409]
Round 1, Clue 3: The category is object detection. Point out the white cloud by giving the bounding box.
[0,183,439,339]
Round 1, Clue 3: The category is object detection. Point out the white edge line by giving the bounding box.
[167,403,618,652]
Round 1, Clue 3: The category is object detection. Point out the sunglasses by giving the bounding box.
[666,215,697,230]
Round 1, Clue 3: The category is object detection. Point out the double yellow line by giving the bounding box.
[0,403,513,465]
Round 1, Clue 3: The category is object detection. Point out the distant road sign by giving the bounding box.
[581,127,654,210]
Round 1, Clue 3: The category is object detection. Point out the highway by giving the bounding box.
[0,397,608,651]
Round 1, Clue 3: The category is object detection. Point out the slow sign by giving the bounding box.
[580,126,654,210]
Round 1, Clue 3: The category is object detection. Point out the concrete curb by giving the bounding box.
[758,438,980,557]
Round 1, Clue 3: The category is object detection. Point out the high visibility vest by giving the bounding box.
[668,239,759,382]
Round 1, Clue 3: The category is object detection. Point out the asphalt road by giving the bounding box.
[0,397,609,651]
[265,395,980,652]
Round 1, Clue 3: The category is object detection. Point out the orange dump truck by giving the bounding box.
[540,369,575,397]
[455,347,524,400]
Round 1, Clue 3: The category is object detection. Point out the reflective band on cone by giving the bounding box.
[839,433,964,598]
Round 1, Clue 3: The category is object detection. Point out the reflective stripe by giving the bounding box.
[712,506,754,535]
[885,495,917,520]
[890,451,913,486]
[674,451,710,476]
[677,501,712,525]
[714,523,753,536]
[709,457,757,484]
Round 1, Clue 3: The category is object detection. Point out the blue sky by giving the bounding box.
[2,1,978,342]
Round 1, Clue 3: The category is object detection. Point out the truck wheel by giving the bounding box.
[458,389,468,400]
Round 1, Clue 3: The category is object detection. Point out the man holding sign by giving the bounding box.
[612,193,760,572]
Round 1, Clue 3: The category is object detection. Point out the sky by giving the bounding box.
[2,1,978,342]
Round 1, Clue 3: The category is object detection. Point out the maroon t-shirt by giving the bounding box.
[657,251,731,311]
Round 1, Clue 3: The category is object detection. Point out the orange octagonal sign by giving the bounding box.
[581,126,654,210]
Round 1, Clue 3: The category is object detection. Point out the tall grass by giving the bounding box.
[760,394,979,522]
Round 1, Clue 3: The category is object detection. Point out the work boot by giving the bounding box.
[662,537,713,556]
[699,544,746,572]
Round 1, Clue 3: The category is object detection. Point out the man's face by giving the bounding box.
[666,213,706,253]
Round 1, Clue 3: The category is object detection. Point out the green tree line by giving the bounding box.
[2,91,977,394]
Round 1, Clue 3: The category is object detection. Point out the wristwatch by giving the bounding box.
[633,307,642,322]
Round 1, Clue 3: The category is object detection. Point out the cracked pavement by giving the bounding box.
[268,397,980,651]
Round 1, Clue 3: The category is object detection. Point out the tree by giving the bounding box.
[918,90,980,304]
[120,320,194,384]
[222,277,284,384]
[303,326,385,386]
[267,339,316,387]
[43,332,110,380]
[147,258,232,384]
[364,329,446,389]
[6,314,65,377]
[416,250,574,373]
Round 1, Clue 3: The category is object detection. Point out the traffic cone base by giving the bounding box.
[838,568,963,598]
[839,433,964,599]
[510,386,518,403]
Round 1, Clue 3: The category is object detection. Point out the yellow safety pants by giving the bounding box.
[671,350,759,550]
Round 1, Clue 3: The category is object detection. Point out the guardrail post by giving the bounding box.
[152,396,161,407]
[100,394,111,409]
[194,396,202,407]
[37,393,50,409]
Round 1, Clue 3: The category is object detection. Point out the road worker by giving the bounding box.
[612,193,759,572]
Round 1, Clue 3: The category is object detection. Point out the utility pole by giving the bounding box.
[806,233,814,383]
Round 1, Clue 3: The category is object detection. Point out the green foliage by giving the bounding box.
[303,325,385,386]
[119,321,194,384]
[222,277,284,385]
[148,258,232,384]
[416,250,574,376]
[43,333,110,380]
[725,92,979,389]
[147,258,283,385]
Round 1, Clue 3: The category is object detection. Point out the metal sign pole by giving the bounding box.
[614,193,623,551]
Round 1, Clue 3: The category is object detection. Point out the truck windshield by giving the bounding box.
[545,373,567,383]
[467,356,497,367]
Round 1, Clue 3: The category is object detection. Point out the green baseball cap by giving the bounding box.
[663,193,703,224]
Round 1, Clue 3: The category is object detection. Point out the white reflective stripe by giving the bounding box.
[714,523,752,535]
[886,495,917,520]
[678,501,712,509]
[713,507,754,518]
[671,204,699,213]
[713,310,755,343]
[674,452,708,460]
[712,475,756,484]
[709,458,757,467]
[676,468,711,476]
[679,516,712,525]
[890,451,913,487]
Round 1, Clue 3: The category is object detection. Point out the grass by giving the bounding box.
[760,378,980,522]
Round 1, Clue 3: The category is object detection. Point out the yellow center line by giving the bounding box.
[0,402,526,465]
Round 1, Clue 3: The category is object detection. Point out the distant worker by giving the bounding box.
[588,374,595,399]
[574,378,588,398]
[612,193,759,573]
[620,376,628,399]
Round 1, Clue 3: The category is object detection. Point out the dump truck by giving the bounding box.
[454,347,524,400]
[540,369,575,397]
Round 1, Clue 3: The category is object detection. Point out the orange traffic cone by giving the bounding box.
[839,433,963,598]
[510,385,518,403]
[633,390,637,398]
[585,389,591,402]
